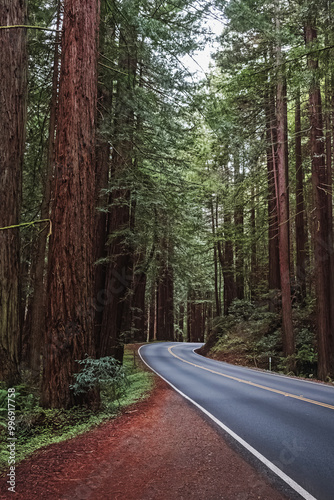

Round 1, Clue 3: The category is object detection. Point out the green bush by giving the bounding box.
[70,356,129,403]
[295,327,317,376]
[0,348,153,472]
[228,299,255,320]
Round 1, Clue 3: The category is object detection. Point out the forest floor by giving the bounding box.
[0,349,289,500]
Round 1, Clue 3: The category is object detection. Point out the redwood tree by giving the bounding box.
[26,3,61,378]
[41,0,100,408]
[0,2,27,385]
[265,89,281,300]
[305,20,334,379]
[98,24,137,361]
[295,91,306,300]
[275,8,294,360]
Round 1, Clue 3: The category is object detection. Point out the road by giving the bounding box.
[139,342,334,500]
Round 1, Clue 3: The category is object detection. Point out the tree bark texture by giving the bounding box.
[265,89,281,299]
[275,21,294,359]
[187,295,204,343]
[250,185,257,299]
[305,22,334,379]
[98,25,137,361]
[234,157,244,300]
[0,0,27,385]
[295,91,306,300]
[41,0,100,408]
[210,198,221,316]
[156,241,174,341]
[25,4,61,378]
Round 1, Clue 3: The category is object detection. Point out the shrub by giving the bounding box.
[70,356,128,403]
[228,299,255,320]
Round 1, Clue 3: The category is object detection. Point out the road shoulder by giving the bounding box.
[0,375,291,499]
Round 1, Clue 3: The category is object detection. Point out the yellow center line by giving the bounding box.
[168,345,334,411]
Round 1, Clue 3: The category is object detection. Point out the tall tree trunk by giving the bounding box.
[218,214,236,315]
[156,275,165,341]
[41,0,100,408]
[325,72,334,338]
[94,2,113,356]
[276,8,294,361]
[178,303,184,341]
[283,76,291,274]
[94,135,110,356]
[26,3,61,378]
[166,258,174,341]
[98,25,137,361]
[265,88,281,304]
[148,284,156,341]
[295,91,306,300]
[210,198,221,316]
[0,1,27,385]
[131,253,149,342]
[305,21,333,379]
[234,156,244,299]
[250,184,257,299]
[186,296,191,342]
[156,238,174,341]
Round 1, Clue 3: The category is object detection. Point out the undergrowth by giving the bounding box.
[0,346,153,473]
[203,299,318,378]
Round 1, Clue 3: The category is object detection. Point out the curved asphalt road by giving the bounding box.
[139,342,334,500]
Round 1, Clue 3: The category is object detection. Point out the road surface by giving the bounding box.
[139,342,334,500]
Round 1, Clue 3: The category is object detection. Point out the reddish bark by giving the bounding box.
[41,0,100,408]
[132,265,148,342]
[305,22,333,379]
[275,30,294,360]
[250,185,257,299]
[178,302,185,341]
[295,91,306,300]
[265,90,281,296]
[24,4,61,377]
[98,25,137,361]
[0,1,27,384]
[156,242,174,341]
[187,296,205,343]
[210,198,221,316]
[93,135,110,354]
[234,158,244,300]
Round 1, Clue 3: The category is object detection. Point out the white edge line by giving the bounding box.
[138,344,317,500]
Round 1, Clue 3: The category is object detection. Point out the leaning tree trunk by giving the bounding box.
[0,1,27,385]
[41,0,100,408]
[305,21,333,379]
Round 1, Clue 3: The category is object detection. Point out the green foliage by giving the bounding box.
[0,348,153,473]
[295,328,317,376]
[70,356,128,403]
[228,299,255,320]
[205,297,320,377]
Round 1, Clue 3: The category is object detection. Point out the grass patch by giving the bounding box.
[0,345,153,473]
